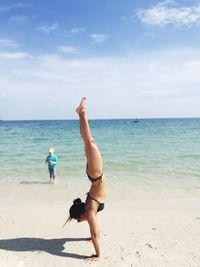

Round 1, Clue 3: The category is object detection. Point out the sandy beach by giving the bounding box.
[0,184,200,267]
[1,0,200,265]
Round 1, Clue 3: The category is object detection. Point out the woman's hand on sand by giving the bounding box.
[84,254,99,263]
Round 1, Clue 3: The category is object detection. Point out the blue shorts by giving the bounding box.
[48,167,56,178]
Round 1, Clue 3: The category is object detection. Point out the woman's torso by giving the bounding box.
[88,174,106,204]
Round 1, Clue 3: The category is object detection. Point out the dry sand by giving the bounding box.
[0,184,200,267]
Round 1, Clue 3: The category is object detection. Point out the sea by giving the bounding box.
[0,118,200,200]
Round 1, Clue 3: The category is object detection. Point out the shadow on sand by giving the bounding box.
[0,237,89,259]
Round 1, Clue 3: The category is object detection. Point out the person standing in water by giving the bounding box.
[66,97,106,262]
[45,148,57,183]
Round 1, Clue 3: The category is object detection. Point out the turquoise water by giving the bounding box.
[0,118,200,198]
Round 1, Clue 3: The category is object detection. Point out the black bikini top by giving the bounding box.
[86,193,105,212]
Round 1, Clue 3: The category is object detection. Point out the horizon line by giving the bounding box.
[1,116,200,122]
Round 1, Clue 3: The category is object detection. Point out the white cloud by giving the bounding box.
[68,27,85,34]
[0,52,32,59]
[136,1,200,26]
[36,24,85,38]
[36,23,109,45]
[8,16,29,24]
[58,46,78,54]
[90,33,110,43]
[36,23,60,34]
[0,38,18,48]
[0,49,200,119]
[0,3,33,13]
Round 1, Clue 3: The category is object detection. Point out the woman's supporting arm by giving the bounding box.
[87,211,100,258]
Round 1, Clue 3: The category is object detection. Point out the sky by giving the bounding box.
[0,0,200,120]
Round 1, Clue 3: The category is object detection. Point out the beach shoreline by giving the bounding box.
[1,184,200,267]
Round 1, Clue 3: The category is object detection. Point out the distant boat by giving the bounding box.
[133,119,140,123]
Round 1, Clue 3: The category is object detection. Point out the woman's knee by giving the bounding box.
[85,138,96,147]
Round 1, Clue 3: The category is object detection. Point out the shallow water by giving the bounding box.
[0,118,200,199]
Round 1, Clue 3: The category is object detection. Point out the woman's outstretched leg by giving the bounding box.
[76,97,103,177]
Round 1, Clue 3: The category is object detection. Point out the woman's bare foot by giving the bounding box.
[76,97,87,114]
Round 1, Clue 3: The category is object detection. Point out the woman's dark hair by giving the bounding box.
[68,198,85,222]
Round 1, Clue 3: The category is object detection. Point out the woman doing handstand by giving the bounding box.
[67,97,106,261]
